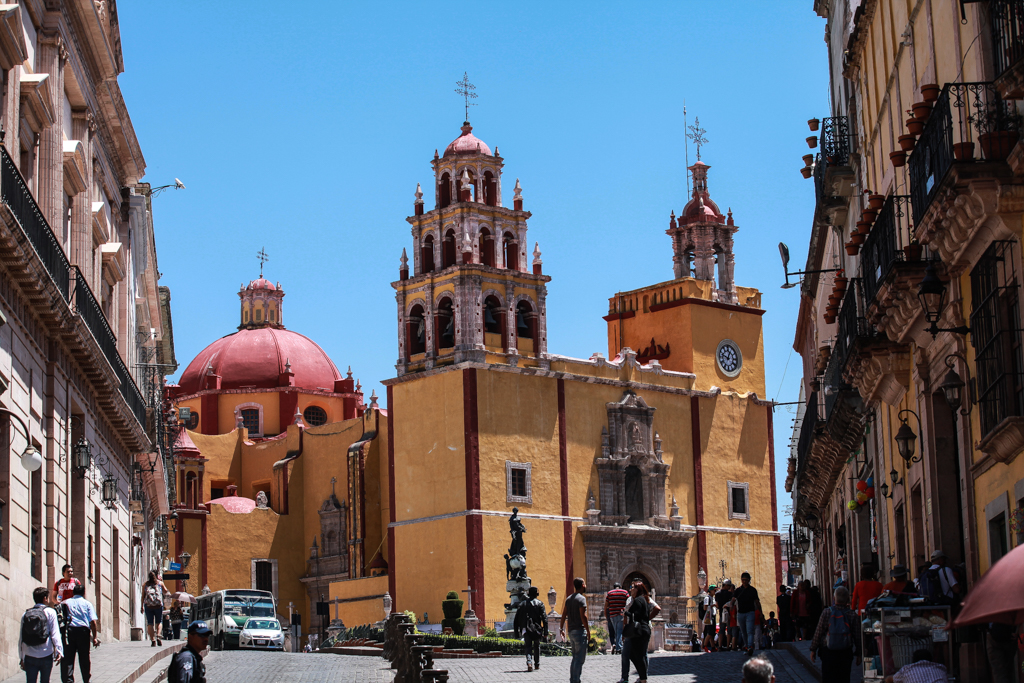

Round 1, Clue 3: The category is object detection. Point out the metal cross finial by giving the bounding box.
[687,116,708,161]
[330,476,337,496]
[256,247,270,277]
[455,72,478,122]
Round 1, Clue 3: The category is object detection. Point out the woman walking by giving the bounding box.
[169,599,184,640]
[618,582,652,683]
[142,571,168,647]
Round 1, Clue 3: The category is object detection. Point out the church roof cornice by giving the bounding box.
[407,203,530,225]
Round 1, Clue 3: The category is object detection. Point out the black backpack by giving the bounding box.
[21,606,50,646]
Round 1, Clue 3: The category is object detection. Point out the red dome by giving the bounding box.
[209,496,257,514]
[444,123,492,157]
[248,278,276,291]
[177,327,341,395]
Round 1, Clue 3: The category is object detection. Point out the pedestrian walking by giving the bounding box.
[700,586,717,651]
[60,584,99,683]
[984,622,1018,683]
[775,585,791,642]
[882,565,917,595]
[715,579,734,650]
[617,581,652,683]
[734,571,759,656]
[19,586,63,683]
[142,571,168,647]
[167,621,210,683]
[742,656,776,683]
[919,550,960,605]
[809,586,859,683]
[765,611,779,649]
[513,586,548,672]
[603,582,628,654]
[559,577,589,683]
[169,601,184,640]
[851,567,883,614]
[792,581,810,639]
[51,566,82,606]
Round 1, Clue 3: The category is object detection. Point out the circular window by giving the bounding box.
[303,406,328,427]
[716,339,743,378]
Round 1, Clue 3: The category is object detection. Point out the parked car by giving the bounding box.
[238,617,285,650]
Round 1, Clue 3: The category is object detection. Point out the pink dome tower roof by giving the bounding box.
[444,123,492,157]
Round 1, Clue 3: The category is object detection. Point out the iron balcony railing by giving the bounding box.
[825,283,877,421]
[908,82,1022,227]
[795,390,819,479]
[823,343,843,422]
[991,1,1024,85]
[71,268,147,428]
[813,117,852,207]
[0,146,71,300]
[860,195,914,306]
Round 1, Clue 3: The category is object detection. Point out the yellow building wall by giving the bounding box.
[219,393,282,435]
[391,516,467,623]
[327,575,390,627]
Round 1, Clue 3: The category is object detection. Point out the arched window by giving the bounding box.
[483,295,504,337]
[439,173,451,208]
[185,472,198,509]
[442,229,457,268]
[243,310,249,324]
[303,405,328,427]
[483,171,496,206]
[407,304,426,357]
[269,308,276,323]
[479,228,495,267]
[503,232,519,271]
[624,465,644,522]
[435,297,455,349]
[255,308,262,322]
[515,300,535,340]
[421,235,435,274]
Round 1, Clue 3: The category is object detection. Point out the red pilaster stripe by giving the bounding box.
[387,385,397,608]
[201,515,208,590]
[558,379,573,594]
[463,369,485,619]
[690,396,707,574]
[767,405,782,589]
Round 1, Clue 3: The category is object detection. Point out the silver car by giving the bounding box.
[238,618,285,650]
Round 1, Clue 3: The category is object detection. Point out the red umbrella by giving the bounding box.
[951,543,1024,627]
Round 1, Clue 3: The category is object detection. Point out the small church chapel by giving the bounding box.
[165,112,780,632]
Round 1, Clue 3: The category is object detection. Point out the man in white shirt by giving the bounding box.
[61,583,100,683]
[19,586,63,683]
[926,550,960,601]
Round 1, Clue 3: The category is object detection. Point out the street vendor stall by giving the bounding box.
[860,603,952,680]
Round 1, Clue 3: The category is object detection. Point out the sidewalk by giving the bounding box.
[780,639,864,683]
[3,641,183,683]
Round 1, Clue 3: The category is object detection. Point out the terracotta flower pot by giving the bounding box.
[920,83,941,103]
[806,135,818,149]
[802,154,814,166]
[861,208,878,223]
[867,194,885,210]
[903,244,923,262]
[808,118,820,132]
[856,220,872,235]
[850,233,866,245]
[980,131,1019,161]
[907,117,925,136]
[834,276,848,288]
[953,141,975,161]
[824,314,836,325]
[912,101,933,122]
[898,134,917,151]
[890,150,907,167]
[829,295,842,307]
[800,167,813,179]
[845,243,860,256]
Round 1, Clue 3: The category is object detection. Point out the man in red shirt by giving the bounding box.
[53,564,83,604]
[603,582,629,654]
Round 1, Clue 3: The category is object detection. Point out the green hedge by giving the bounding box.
[418,633,570,657]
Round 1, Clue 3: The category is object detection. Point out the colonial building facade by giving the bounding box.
[0,2,175,678]
[789,1,1024,680]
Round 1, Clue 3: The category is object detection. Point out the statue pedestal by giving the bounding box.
[463,610,479,637]
[500,578,532,637]
[547,611,563,642]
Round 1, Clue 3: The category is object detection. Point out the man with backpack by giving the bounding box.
[809,586,859,682]
[513,586,549,672]
[61,583,99,683]
[919,550,960,605]
[19,587,63,683]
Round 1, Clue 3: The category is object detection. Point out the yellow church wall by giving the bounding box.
[242,434,291,503]
[327,575,390,627]
[702,529,777,593]
[391,371,468,522]
[971,454,1024,576]
[180,517,203,595]
[391,516,467,623]
[189,429,244,501]
[689,306,764,396]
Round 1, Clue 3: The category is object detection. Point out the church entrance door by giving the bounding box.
[624,466,644,522]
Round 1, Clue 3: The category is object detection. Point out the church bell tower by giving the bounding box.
[392,120,551,376]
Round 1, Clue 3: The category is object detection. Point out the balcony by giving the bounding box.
[907,82,1024,269]
[812,117,855,227]
[795,390,820,482]
[0,144,148,440]
[991,0,1024,99]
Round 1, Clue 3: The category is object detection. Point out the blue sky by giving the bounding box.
[118,2,829,534]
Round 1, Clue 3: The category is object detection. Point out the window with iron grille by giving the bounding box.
[241,408,260,434]
[303,406,328,427]
[970,241,1024,437]
[506,461,532,504]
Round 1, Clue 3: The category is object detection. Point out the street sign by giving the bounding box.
[168,562,181,570]
[163,573,189,581]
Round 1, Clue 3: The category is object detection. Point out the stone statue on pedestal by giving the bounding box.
[501,507,532,634]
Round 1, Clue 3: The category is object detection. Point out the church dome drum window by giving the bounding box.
[240,408,260,434]
[303,405,328,427]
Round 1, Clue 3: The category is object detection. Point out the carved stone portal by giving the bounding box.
[595,391,670,527]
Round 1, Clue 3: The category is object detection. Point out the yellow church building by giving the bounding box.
[166,120,780,635]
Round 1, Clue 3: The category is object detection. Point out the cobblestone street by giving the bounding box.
[193,648,818,683]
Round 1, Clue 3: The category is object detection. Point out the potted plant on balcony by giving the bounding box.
[867,193,885,210]
[850,233,866,246]
[800,167,813,179]
[920,83,941,103]
[903,239,923,262]
[890,150,907,167]
[802,153,814,167]
[906,116,925,136]
[806,135,818,149]
[911,101,933,122]
[953,141,975,161]
[898,134,917,151]
[980,129,1020,161]
[975,106,1021,161]
[861,207,878,224]
[808,118,820,132]
[845,241,860,256]
[833,273,848,290]
[856,220,872,235]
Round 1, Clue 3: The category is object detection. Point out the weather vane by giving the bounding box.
[256,247,269,277]
[687,116,708,161]
[455,72,478,123]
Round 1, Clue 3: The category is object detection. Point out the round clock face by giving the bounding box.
[716,340,742,377]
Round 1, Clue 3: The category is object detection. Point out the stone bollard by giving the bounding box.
[650,618,666,653]
[546,611,563,642]
[463,609,480,637]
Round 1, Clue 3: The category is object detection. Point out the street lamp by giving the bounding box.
[72,436,91,477]
[102,474,118,510]
[697,567,708,592]
[798,533,812,552]
[939,353,972,415]
[917,261,970,338]
[0,408,42,471]
[894,409,922,464]
[879,480,891,499]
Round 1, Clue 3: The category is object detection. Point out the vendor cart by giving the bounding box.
[860,602,953,681]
